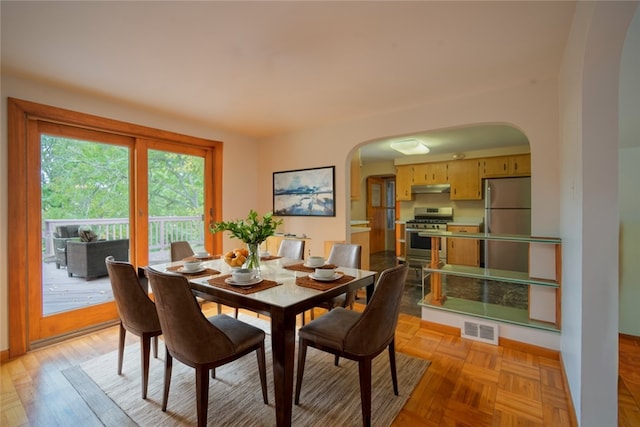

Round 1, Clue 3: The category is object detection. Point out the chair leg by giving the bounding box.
[256,343,269,404]
[234,308,239,318]
[152,335,159,358]
[294,339,308,405]
[195,366,210,427]
[388,340,399,396]
[334,355,340,366]
[141,335,152,399]
[358,358,373,427]
[162,349,173,412]
[117,323,126,375]
[216,303,222,315]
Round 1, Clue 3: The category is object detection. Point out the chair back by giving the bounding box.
[145,268,236,362]
[327,243,361,269]
[344,263,408,355]
[277,239,305,260]
[170,241,194,261]
[105,256,160,334]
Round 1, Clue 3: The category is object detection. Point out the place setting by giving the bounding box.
[284,255,337,273]
[207,268,282,294]
[182,251,220,262]
[296,261,354,291]
[166,260,220,278]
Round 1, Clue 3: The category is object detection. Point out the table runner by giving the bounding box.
[283,262,338,273]
[260,255,282,261]
[295,274,355,291]
[182,255,221,262]
[166,265,220,279]
[207,274,281,294]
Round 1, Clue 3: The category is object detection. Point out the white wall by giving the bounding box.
[619,7,640,337]
[619,147,640,335]
[558,2,638,426]
[0,74,262,351]
[257,79,562,260]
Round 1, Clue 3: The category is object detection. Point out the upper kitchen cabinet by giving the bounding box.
[482,154,531,178]
[448,159,482,200]
[350,149,361,200]
[412,162,449,185]
[395,165,413,201]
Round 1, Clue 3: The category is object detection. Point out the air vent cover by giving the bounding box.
[461,319,499,345]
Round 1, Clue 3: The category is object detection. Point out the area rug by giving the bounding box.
[63,315,430,426]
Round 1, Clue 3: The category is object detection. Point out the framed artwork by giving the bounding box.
[273,166,335,217]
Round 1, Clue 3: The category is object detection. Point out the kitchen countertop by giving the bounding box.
[351,226,371,233]
[350,220,370,226]
[447,216,484,227]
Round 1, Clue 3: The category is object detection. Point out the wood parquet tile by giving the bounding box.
[4,279,640,426]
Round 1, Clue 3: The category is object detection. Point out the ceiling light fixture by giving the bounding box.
[390,138,430,155]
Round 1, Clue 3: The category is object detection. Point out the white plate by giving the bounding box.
[309,272,344,282]
[304,262,326,268]
[225,277,263,287]
[193,254,210,259]
[178,266,206,274]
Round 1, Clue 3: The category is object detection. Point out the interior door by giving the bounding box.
[367,176,387,254]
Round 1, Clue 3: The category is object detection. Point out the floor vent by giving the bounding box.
[461,319,499,345]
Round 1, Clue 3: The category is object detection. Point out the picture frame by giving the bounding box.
[273,166,335,217]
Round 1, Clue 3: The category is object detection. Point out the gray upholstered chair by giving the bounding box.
[146,267,268,427]
[294,263,409,427]
[309,243,362,321]
[276,239,305,260]
[170,241,222,315]
[68,239,129,279]
[105,256,162,399]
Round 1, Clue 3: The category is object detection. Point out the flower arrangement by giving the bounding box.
[210,210,282,245]
[210,210,282,271]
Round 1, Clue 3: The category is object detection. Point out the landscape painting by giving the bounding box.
[273,166,335,217]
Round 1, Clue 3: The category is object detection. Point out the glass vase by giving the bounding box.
[243,242,262,278]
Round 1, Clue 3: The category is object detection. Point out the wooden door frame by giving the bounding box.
[7,98,223,357]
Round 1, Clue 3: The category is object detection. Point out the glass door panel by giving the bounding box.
[147,148,206,263]
[40,132,131,316]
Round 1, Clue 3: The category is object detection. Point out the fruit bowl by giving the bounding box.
[223,248,249,267]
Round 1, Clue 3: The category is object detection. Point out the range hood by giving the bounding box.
[411,184,451,194]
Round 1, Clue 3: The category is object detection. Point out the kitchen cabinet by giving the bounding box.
[395,165,413,201]
[350,149,361,200]
[446,225,480,266]
[395,221,406,263]
[413,162,448,185]
[448,159,481,200]
[420,231,562,331]
[482,154,531,178]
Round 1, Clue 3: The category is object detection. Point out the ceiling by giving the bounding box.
[2,1,578,161]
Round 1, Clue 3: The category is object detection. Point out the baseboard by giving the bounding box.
[421,318,560,360]
[560,353,579,427]
[0,349,8,362]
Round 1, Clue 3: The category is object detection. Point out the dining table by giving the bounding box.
[146,256,377,427]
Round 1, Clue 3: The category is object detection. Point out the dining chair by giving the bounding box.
[105,256,162,399]
[276,239,305,260]
[170,240,195,261]
[308,243,362,322]
[294,262,409,427]
[170,241,223,315]
[146,267,269,427]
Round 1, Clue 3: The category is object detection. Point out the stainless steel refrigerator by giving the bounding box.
[484,177,531,272]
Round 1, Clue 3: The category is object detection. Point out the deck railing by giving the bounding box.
[43,216,205,259]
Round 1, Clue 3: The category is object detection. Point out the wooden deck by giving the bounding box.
[42,259,115,315]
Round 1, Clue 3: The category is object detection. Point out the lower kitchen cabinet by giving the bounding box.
[446,225,480,266]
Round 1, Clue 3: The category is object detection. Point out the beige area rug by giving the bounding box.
[64,315,430,427]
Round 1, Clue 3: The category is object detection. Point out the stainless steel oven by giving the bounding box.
[405,207,452,266]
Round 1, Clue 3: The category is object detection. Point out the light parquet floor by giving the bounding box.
[1,301,588,427]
